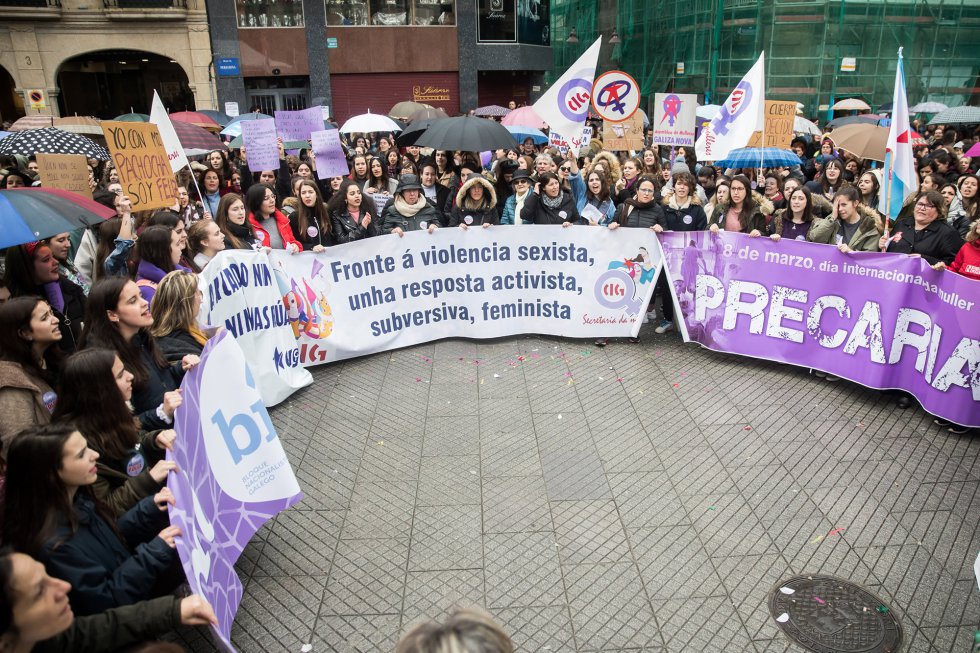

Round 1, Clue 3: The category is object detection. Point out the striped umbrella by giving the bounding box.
[170,121,226,156]
[0,187,115,248]
[474,105,511,117]
[8,115,56,132]
[170,111,221,131]
[53,116,103,136]
[713,147,803,169]
[0,127,110,160]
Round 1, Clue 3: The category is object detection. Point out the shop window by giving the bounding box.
[325,0,454,26]
[237,0,305,27]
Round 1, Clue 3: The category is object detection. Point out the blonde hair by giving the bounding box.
[396,609,513,653]
[149,270,202,338]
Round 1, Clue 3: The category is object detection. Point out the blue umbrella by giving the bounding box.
[714,147,802,169]
[505,126,548,144]
[221,112,274,137]
[0,188,115,248]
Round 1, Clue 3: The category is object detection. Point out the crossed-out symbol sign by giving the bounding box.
[591,71,640,123]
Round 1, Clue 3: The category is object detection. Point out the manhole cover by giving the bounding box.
[768,574,903,653]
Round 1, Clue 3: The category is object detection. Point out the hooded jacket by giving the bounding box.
[768,208,817,241]
[808,204,883,251]
[449,176,499,227]
[660,191,708,231]
[40,493,175,615]
[709,191,774,233]
[0,361,54,457]
[589,152,622,188]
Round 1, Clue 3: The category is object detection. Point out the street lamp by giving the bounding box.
[567,27,579,44]
[608,29,620,44]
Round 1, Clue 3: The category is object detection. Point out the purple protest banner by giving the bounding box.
[310,129,349,179]
[241,118,280,172]
[660,231,980,427]
[168,330,303,650]
[274,106,324,141]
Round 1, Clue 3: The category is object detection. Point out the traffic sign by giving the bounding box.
[27,89,45,110]
[591,71,640,123]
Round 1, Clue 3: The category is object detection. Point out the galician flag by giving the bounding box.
[149,90,189,173]
[882,48,917,230]
[533,37,602,157]
[695,53,766,161]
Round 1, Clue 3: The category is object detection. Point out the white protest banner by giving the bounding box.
[311,129,349,179]
[652,93,698,147]
[549,126,593,155]
[241,118,280,172]
[695,52,766,161]
[199,227,662,405]
[370,192,392,217]
[200,250,313,405]
[225,102,240,118]
[533,37,602,157]
[149,90,189,173]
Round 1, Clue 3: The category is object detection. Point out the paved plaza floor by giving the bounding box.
[177,329,980,652]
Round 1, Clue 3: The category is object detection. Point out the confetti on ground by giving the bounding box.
[564,372,574,378]
[814,596,826,605]
[779,587,795,595]
[743,425,752,431]
[420,356,432,363]
[598,376,604,381]
[557,414,562,419]
[473,360,482,365]
[301,645,313,653]
[876,605,889,614]
[775,613,790,623]
[828,527,845,536]
[673,383,680,388]
[617,377,624,382]
[567,379,574,386]
[707,506,715,510]
[858,421,865,428]
[493,374,501,378]
[530,353,540,360]
[811,535,825,544]
[377,440,384,446]
[517,356,525,362]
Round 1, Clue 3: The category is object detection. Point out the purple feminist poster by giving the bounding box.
[241,118,280,172]
[310,129,349,179]
[168,331,303,650]
[660,231,980,427]
[274,107,325,141]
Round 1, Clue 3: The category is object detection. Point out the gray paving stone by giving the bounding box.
[321,538,408,615]
[563,562,662,650]
[552,500,631,565]
[409,504,483,571]
[485,531,564,608]
[483,475,552,533]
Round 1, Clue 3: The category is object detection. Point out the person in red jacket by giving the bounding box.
[244,184,301,253]
[934,219,980,281]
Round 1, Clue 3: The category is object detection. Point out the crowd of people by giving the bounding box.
[0,106,977,650]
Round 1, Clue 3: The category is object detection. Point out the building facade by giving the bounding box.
[207,0,553,122]
[551,0,980,118]
[0,0,214,122]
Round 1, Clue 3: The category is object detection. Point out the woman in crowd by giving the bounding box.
[805,157,846,201]
[0,549,217,653]
[349,154,371,191]
[640,147,661,178]
[883,188,963,265]
[133,226,187,306]
[79,277,194,431]
[500,169,534,225]
[809,186,882,252]
[655,171,707,334]
[289,179,334,252]
[199,169,226,219]
[704,178,730,223]
[44,233,89,296]
[149,271,211,361]
[449,174,498,228]
[215,192,258,250]
[941,182,969,236]
[857,170,881,213]
[763,173,785,211]
[176,186,202,224]
[520,172,584,226]
[396,609,513,653]
[295,160,314,180]
[381,175,442,236]
[3,243,85,352]
[2,424,180,615]
[205,149,235,183]
[934,218,980,282]
[768,186,817,242]
[365,156,397,195]
[418,161,451,224]
[386,149,402,179]
[0,297,61,456]
[608,176,665,232]
[494,159,518,219]
[434,150,458,188]
[578,170,616,225]
[614,157,642,204]
[74,190,133,281]
[52,348,176,516]
[187,218,226,269]
[244,184,301,252]
[708,175,771,235]
[956,174,979,236]
[146,211,195,271]
[328,179,379,243]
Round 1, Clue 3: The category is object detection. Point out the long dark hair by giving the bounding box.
[1,423,118,557]
[326,179,378,217]
[821,158,845,193]
[0,547,15,636]
[93,217,123,281]
[2,244,48,297]
[53,348,138,461]
[245,183,279,219]
[215,192,252,249]
[350,154,369,182]
[585,171,611,203]
[729,175,758,230]
[295,179,331,241]
[0,296,61,383]
[79,277,168,390]
[859,171,880,208]
[367,156,390,190]
[135,225,176,274]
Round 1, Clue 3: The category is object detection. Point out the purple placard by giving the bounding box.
[274,107,324,141]
[660,231,980,427]
[310,129,349,179]
[168,331,303,650]
[241,118,280,172]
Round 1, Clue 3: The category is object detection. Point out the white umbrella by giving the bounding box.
[830,98,871,111]
[696,104,721,120]
[794,116,821,136]
[339,111,402,134]
[909,101,948,114]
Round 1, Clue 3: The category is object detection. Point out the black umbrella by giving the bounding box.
[0,127,111,160]
[415,116,517,152]
[407,107,449,122]
[396,118,444,147]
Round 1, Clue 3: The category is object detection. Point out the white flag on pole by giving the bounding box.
[150,90,189,173]
[695,53,766,161]
[532,37,602,157]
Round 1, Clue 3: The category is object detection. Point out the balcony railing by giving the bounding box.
[0,0,61,19]
[103,0,187,8]
[0,0,60,7]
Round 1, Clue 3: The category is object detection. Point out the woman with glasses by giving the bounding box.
[500,170,534,225]
[708,175,771,235]
[882,189,963,265]
[804,157,846,202]
[244,184,301,253]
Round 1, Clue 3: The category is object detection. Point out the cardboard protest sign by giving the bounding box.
[241,119,280,172]
[101,121,179,212]
[36,153,91,198]
[310,129,349,179]
[747,101,797,149]
[274,107,324,141]
[602,113,644,151]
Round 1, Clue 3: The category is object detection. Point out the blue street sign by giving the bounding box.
[216,58,240,77]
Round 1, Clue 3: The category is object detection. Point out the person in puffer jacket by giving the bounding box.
[449,174,499,229]
[608,176,664,231]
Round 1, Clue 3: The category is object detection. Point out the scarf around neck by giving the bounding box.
[394,194,428,217]
[542,191,564,210]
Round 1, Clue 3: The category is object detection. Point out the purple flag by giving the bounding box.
[168,331,303,650]
[310,129,349,179]
[660,231,980,427]
[274,107,324,141]
[241,118,280,172]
